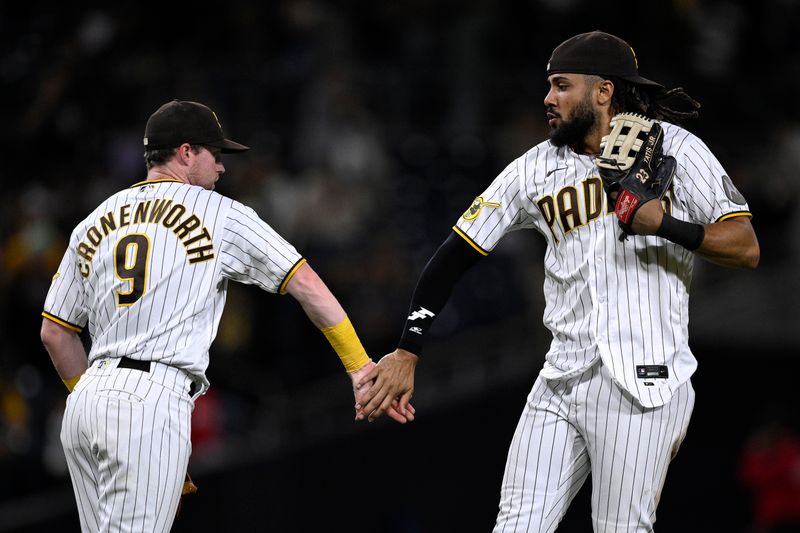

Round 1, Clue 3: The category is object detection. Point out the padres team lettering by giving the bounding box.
[76,198,215,278]
[536,177,672,244]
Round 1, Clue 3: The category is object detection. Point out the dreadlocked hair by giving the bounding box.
[604,76,701,123]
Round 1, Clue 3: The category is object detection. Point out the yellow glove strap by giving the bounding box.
[320,316,370,372]
[62,373,83,393]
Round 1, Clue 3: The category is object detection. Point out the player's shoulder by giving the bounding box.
[512,139,578,181]
[504,139,562,174]
[486,140,577,190]
[74,181,235,229]
[521,138,560,161]
[659,121,710,158]
[659,120,693,141]
[132,181,261,224]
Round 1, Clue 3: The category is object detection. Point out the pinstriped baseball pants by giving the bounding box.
[494,360,694,533]
[61,358,196,533]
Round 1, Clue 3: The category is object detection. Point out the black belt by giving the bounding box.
[118,356,151,372]
[117,356,197,396]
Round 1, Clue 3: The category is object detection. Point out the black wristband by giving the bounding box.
[655,214,705,251]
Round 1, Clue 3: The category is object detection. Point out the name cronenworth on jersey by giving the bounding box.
[76,194,216,278]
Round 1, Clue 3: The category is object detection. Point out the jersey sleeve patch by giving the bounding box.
[721,175,747,205]
[462,196,501,221]
[42,311,83,333]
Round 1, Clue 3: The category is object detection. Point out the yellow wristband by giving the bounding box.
[62,373,83,393]
[320,316,370,372]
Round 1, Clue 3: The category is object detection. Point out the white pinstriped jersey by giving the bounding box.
[43,178,303,392]
[455,122,751,408]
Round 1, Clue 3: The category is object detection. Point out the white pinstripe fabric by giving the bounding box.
[61,358,195,533]
[453,122,742,531]
[494,360,694,533]
[455,122,749,408]
[44,181,302,392]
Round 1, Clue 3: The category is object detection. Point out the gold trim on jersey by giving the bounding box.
[452,226,489,256]
[279,258,307,294]
[42,312,83,333]
[717,211,752,222]
[129,178,184,188]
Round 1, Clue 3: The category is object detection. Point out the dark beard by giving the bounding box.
[548,100,598,154]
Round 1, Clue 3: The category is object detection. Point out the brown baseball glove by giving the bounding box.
[177,472,198,515]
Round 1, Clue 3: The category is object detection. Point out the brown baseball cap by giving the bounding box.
[547,31,662,88]
[144,100,250,153]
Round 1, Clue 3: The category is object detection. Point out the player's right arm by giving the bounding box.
[41,230,90,392]
[664,133,759,269]
[41,320,88,392]
[219,200,413,423]
[283,261,347,329]
[284,261,415,424]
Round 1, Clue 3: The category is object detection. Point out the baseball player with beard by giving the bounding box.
[40,100,413,533]
[356,31,760,531]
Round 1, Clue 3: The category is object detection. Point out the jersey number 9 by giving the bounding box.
[115,234,151,306]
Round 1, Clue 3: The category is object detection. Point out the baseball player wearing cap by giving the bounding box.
[40,100,413,533]
[356,31,759,531]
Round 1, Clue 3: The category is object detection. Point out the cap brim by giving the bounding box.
[208,138,250,153]
[624,75,663,88]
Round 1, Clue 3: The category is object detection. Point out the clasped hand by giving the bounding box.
[348,349,418,423]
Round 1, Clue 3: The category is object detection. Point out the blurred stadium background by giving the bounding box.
[1,1,799,531]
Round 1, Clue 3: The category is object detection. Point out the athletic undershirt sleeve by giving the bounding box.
[396,231,484,356]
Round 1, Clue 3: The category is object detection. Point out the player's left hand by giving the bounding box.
[354,349,418,423]
[349,359,415,424]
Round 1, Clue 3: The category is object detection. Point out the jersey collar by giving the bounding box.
[129,178,184,188]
